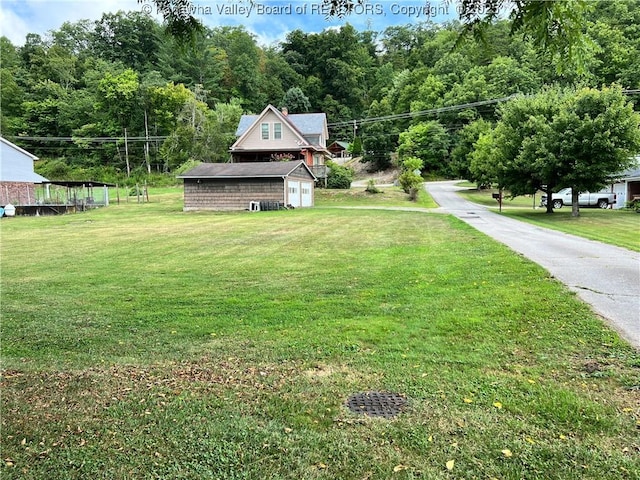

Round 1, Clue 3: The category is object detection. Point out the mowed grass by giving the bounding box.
[458,187,640,252]
[1,189,639,480]
[317,185,438,208]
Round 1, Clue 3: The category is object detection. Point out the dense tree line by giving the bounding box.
[1,1,639,184]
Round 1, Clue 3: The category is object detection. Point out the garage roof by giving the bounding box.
[177,161,316,180]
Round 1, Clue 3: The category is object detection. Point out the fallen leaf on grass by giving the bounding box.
[446,460,455,470]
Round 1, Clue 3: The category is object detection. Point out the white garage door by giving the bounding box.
[301,182,313,207]
[288,180,300,207]
[612,183,626,209]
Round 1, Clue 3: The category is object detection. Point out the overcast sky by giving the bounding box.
[0,0,459,47]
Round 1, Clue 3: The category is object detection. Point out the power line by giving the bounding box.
[8,90,640,143]
[328,95,517,129]
[329,89,640,130]
[8,135,170,143]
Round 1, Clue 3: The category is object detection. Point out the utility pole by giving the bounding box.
[144,110,151,174]
[124,128,131,178]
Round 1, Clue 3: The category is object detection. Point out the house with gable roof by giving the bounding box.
[230,105,329,180]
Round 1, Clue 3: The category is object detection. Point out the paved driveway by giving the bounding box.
[425,181,640,349]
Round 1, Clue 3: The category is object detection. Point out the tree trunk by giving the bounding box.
[571,189,580,217]
[545,185,554,214]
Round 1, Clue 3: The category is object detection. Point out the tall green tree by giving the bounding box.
[450,119,492,180]
[0,37,25,135]
[92,11,162,72]
[552,86,640,216]
[485,86,640,215]
[397,121,450,176]
[362,99,396,171]
[281,87,311,113]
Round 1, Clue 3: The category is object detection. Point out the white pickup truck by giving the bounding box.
[540,188,617,209]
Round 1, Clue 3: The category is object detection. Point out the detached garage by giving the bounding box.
[178,161,316,211]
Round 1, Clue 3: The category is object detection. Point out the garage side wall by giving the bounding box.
[183,178,285,211]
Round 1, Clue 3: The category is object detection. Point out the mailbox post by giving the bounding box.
[492,191,503,212]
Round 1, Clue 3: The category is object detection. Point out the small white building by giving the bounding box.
[0,137,49,205]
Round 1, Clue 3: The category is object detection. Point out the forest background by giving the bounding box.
[1,0,639,185]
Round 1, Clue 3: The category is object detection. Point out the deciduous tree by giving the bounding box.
[479,86,640,215]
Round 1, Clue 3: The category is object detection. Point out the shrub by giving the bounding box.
[625,199,640,212]
[326,160,354,189]
[365,179,381,194]
[349,137,363,156]
[398,156,424,200]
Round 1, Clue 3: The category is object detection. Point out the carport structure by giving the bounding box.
[16,180,115,215]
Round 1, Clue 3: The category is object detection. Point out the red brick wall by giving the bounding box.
[0,182,36,205]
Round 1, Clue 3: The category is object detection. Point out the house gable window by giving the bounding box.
[261,123,269,140]
[274,123,282,140]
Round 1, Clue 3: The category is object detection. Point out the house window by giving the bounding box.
[261,123,269,140]
[274,123,282,140]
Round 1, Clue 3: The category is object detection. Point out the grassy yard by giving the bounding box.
[457,187,640,252]
[1,188,638,479]
[317,185,438,208]
[456,188,542,209]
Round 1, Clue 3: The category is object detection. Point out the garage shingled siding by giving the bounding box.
[183,178,286,211]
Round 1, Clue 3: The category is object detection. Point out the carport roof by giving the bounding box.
[177,161,316,180]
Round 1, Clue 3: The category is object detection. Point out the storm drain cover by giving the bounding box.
[346,391,408,419]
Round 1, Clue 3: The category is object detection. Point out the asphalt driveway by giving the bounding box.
[425,181,640,349]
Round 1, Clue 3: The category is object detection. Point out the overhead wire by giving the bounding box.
[329,89,640,130]
[7,90,640,144]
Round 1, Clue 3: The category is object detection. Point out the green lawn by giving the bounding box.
[1,188,638,479]
[457,187,640,252]
[317,185,438,208]
[456,187,542,209]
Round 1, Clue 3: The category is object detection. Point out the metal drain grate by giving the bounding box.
[346,391,408,419]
